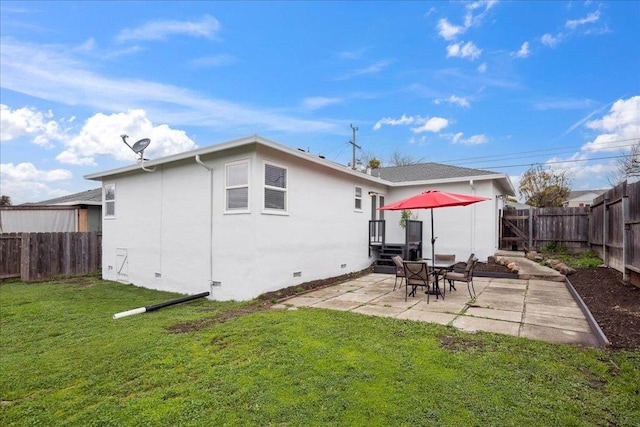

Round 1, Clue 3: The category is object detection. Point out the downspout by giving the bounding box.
[470,179,476,255]
[195,155,214,287]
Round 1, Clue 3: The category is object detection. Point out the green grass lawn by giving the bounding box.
[1,278,639,426]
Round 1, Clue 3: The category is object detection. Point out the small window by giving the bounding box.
[225,160,249,212]
[355,186,362,211]
[104,184,115,218]
[264,163,287,212]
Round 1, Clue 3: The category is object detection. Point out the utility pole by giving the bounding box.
[349,123,360,170]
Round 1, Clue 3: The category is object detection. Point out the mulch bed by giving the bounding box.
[568,267,640,351]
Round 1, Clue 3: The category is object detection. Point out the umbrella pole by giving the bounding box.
[431,208,435,270]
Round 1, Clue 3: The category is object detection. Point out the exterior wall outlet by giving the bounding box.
[341,264,347,269]
[293,271,302,278]
[155,272,162,278]
[210,281,222,287]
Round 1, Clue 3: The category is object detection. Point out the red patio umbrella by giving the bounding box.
[378,190,491,267]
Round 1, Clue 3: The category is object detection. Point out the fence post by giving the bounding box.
[603,196,609,267]
[528,207,533,251]
[622,183,629,282]
[20,233,30,281]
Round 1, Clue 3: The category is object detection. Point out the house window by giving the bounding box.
[355,186,363,211]
[264,163,287,212]
[104,183,115,218]
[225,160,249,212]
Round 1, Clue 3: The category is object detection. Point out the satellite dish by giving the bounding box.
[132,138,151,154]
[121,134,152,159]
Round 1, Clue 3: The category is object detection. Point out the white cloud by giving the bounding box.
[0,39,338,134]
[450,132,488,145]
[373,114,449,133]
[435,95,470,108]
[446,41,482,60]
[56,109,198,166]
[477,62,487,73]
[411,117,449,134]
[409,135,428,145]
[0,162,73,204]
[373,114,415,130]
[437,1,498,41]
[437,18,465,41]
[541,33,559,47]
[582,96,640,153]
[338,60,392,80]
[116,15,220,42]
[0,104,66,147]
[566,11,600,30]
[512,41,530,58]
[302,97,342,111]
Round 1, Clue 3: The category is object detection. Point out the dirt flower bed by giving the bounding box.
[569,267,640,351]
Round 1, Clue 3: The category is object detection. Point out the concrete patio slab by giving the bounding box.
[331,291,384,303]
[452,316,521,337]
[525,304,585,319]
[274,268,603,348]
[312,299,363,311]
[523,312,592,333]
[352,304,407,318]
[521,324,600,347]
[396,309,458,325]
[464,306,523,323]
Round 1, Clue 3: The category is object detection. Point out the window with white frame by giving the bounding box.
[225,160,249,212]
[354,186,363,211]
[104,183,115,218]
[264,163,287,212]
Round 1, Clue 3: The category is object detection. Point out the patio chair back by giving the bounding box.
[403,261,432,302]
[391,255,405,291]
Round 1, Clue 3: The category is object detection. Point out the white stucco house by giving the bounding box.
[85,135,514,301]
[563,190,606,207]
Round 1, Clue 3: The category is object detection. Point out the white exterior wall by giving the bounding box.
[101,145,387,300]
[384,179,504,262]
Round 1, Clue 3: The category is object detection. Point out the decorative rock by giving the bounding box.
[526,251,539,261]
[546,259,561,267]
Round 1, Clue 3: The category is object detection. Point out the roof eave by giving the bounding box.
[388,174,515,195]
[84,134,390,185]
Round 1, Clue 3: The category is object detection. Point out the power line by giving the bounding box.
[470,153,635,170]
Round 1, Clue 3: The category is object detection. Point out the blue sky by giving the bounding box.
[1,1,639,204]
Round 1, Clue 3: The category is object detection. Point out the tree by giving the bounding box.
[518,165,571,207]
[608,141,640,186]
[0,195,11,206]
[367,158,381,169]
[388,149,417,166]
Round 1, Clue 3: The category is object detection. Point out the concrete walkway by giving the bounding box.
[273,273,600,347]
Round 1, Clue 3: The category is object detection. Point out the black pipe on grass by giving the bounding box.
[113,292,210,319]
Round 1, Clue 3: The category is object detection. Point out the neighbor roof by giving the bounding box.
[26,188,103,206]
[566,189,607,201]
[373,163,499,182]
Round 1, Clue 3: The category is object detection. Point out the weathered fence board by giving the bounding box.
[1,232,101,282]
[0,233,22,279]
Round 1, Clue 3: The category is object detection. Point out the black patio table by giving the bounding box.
[424,258,457,299]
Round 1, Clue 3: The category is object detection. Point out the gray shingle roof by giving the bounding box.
[566,189,606,200]
[372,163,499,182]
[28,188,103,205]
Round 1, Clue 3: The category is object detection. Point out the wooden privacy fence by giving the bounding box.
[501,207,590,252]
[0,232,102,281]
[590,180,639,285]
[500,180,639,285]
